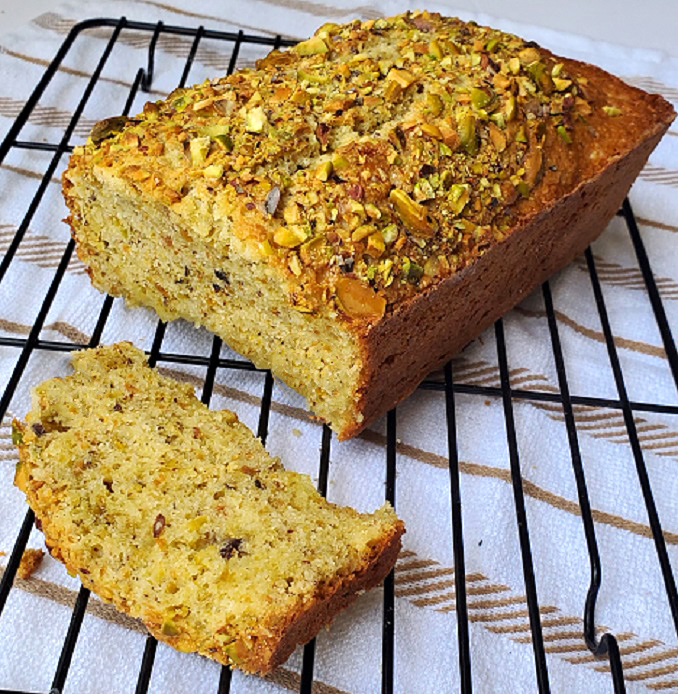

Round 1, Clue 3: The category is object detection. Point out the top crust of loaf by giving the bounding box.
[64,11,675,331]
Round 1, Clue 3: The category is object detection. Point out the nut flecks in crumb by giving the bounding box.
[220,538,244,559]
[153,513,166,538]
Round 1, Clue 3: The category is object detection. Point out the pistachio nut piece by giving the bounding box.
[387,68,417,89]
[556,125,572,144]
[335,277,386,319]
[426,92,444,117]
[294,36,329,56]
[457,113,478,155]
[11,420,23,446]
[203,164,224,179]
[428,40,444,59]
[245,106,267,133]
[90,116,135,145]
[470,87,492,110]
[389,189,436,237]
[447,184,470,215]
[273,225,307,248]
[190,136,210,166]
[316,160,333,181]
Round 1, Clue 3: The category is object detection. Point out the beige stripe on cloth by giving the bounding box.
[4,546,678,691]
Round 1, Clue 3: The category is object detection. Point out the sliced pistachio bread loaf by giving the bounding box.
[13,343,403,674]
[63,11,674,440]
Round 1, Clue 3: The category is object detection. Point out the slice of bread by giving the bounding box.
[13,342,403,674]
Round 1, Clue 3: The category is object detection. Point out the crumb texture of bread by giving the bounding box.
[16,548,44,580]
[13,343,404,674]
[63,12,675,439]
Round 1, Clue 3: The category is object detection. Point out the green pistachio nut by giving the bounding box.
[447,184,471,215]
[11,421,23,447]
[90,116,133,145]
[457,113,478,155]
[556,124,572,144]
[189,136,210,166]
[245,106,267,133]
[294,36,329,56]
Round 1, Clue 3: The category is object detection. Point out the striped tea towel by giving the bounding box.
[0,1,677,693]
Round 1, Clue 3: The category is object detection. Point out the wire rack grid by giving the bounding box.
[0,17,676,694]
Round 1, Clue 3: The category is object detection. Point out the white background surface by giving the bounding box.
[0,0,677,57]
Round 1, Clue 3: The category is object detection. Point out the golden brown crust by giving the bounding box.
[65,12,673,319]
[145,520,403,673]
[47,516,403,674]
[23,474,402,674]
[263,520,402,672]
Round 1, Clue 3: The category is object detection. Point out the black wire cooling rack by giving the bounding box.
[0,17,676,694]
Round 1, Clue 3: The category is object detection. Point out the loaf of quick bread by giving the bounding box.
[13,343,404,674]
[63,12,675,439]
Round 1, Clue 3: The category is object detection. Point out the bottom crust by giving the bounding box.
[213,521,401,674]
[44,514,403,675]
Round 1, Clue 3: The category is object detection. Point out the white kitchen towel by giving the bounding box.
[0,1,677,693]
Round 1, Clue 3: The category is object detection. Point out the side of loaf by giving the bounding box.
[13,342,404,674]
[63,12,675,439]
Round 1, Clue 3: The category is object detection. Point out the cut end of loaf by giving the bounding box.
[63,169,366,437]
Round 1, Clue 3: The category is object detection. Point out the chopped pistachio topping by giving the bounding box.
[11,421,22,446]
[335,277,386,319]
[316,160,333,181]
[78,11,610,316]
[470,87,492,110]
[387,68,417,89]
[457,113,478,155]
[90,116,134,145]
[428,40,444,59]
[245,107,267,133]
[213,133,234,151]
[389,189,436,237]
[448,184,470,215]
[189,136,210,166]
[556,125,572,144]
[204,164,224,179]
[294,35,329,56]
[273,226,307,248]
[382,224,399,245]
[352,224,377,242]
[426,93,444,116]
